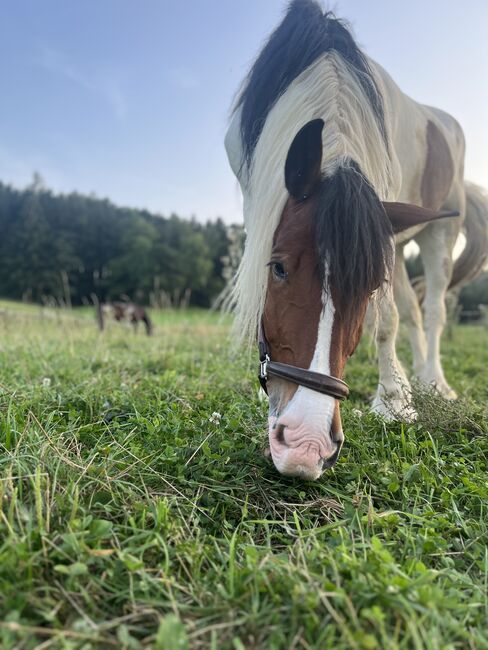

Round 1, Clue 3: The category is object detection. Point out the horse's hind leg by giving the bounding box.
[415,187,464,398]
[393,246,426,376]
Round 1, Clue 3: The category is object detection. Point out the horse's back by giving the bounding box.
[372,59,465,214]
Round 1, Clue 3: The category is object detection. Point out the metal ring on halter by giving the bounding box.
[259,354,269,380]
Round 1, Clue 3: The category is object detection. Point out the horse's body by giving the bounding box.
[225,1,488,479]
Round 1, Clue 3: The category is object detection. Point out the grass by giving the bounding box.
[0,299,487,649]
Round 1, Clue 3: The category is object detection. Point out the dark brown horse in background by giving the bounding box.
[97,301,153,336]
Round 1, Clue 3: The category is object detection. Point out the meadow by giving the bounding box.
[0,300,487,649]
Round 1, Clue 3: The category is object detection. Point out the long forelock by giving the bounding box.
[314,163,394,336]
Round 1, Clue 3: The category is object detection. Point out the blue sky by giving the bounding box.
[1,0,487,223]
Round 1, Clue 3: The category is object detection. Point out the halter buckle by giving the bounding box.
[259,354,270,381]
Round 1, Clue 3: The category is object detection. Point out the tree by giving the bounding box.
[0,179,243,307]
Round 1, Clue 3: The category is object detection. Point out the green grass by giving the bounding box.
[0,300,487,649]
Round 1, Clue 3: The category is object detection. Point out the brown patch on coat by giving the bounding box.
[421,120,454,211]
[263,197,322,401]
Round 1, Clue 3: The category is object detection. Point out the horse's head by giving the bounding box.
[262,119,452,480]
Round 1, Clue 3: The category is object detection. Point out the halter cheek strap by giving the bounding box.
[258,321,349,401]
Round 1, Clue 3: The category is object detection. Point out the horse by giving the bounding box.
[224,0,488,480]
[97,301,153,336]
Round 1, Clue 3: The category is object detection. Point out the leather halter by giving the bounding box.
[258,321,349,400]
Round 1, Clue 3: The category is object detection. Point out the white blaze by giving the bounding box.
[269,290,338,477]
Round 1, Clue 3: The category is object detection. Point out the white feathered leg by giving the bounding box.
[416,228,457,399]
[372,285,417,421]
[415,189,464,399]
[393,246,427,376]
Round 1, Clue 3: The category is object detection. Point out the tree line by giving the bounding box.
[0,176,244,308]
[1,175,485,315]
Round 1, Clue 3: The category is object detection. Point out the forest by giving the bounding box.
[0,175,243,308]
[0,175,486,315]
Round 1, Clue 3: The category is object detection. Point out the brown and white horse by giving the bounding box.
[98,301,153,336]
[225,1,488,480]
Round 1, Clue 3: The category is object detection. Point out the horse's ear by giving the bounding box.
[285,119,324,200]
[383,201,460,234]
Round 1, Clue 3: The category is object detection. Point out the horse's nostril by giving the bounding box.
[273,423,286,444]
[321,442,342,470]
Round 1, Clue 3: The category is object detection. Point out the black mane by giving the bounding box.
[236,0,387,169]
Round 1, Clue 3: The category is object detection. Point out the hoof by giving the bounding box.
[434,384,458,400]
[443,387,458,401]
[371,395,418,423]
[417,376,458,400]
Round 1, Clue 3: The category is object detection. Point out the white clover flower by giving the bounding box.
[209,411,222,424]
[352,408,363,417]
[42,377,51,388]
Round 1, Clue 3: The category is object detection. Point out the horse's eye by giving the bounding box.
[270,261,287,281]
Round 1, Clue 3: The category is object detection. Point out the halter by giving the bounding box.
[258,321,349,400]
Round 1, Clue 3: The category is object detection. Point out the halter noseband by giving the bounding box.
[258,321,349,401]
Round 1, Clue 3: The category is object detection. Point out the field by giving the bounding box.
[0,300,487,649]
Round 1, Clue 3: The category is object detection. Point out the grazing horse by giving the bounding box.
[224,0,488,479]
[98,301,153,336]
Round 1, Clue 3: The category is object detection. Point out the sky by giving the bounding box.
[1,0,487,224]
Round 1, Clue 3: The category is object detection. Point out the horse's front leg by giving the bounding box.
[372,286,417,421]
[416,216,461,399]
[393,246,427,376]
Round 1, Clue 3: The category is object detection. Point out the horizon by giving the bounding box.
[1,1,487,224]
[0,172,236,225]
